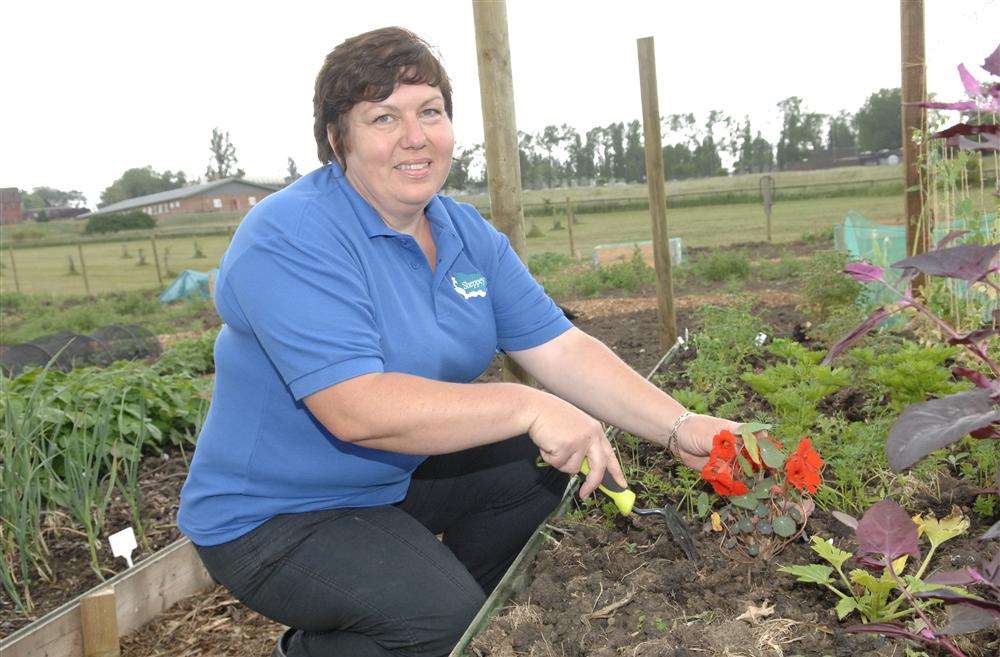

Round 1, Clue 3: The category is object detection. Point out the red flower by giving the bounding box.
[701,456,750,497]
[785,437,823,494]
[710,430,738,462]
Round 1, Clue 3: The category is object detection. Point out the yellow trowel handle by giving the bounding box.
[580,457,636,515]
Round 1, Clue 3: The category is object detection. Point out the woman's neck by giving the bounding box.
[346,168,424,236]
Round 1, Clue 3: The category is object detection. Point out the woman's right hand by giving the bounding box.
[526,392,627,499]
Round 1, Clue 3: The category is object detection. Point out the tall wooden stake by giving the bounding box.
[637,36,677,349]
[77,243,91,296]
[7,246,20,293]
[901,0,928,275]
[150,235,163,286]
[80,588,120,657]
[565,197,578,259]
[473,0,532,384]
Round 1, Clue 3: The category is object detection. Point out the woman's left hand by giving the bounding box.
[670,413,741,470]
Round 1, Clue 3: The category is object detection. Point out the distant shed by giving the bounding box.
[0,188,23,224]
[88,178,279,218]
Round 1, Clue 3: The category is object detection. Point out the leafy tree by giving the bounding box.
[206,128,244,180]
[623,120,645,183]
[537,125,564,188]
[579,128,600,181]
[99,167,187,208]
[855,88,901,152]
[445,144,480,190]
[732,117,755,174]
[827,110,856,149]
[607,122,626,181]
[285,157,301,184]
[751,132,775,172]
[776,96,826,169]
[20,186,87,209]
[663,143,697,180]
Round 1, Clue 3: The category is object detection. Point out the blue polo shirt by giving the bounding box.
[177,163,572,546]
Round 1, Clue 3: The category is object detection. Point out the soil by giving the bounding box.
[467,510,999,657]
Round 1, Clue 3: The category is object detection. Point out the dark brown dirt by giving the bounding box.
[1,450,190,638]
[467,503,998,657]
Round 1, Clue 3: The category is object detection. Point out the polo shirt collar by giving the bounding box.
[329,162,458,242]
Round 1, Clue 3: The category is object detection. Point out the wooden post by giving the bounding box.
[79,588,119,657]
[901,0,928,277]
[637,36,678,349]
[759,175,774,243]
[149,235,163,286]
[226,224,235,243]
[473,0,532,384]
[77,243,91,296]
[7,246,20,293]
[565,197,579,259]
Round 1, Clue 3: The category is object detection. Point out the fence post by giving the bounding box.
[77,243,92,296]
[901,0,928,290]
[637,36,678,349]
[150,235,163,286]
[7,246,20,293]
[473,0,533,385]
[565,197,579,259]
[759,175,774,243]
[80,588,120,657]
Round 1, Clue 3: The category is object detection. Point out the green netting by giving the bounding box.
[834,211,996,314]
[158,269,218,303]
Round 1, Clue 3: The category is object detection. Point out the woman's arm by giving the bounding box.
[303,373,626,497]
[509,327,739,469]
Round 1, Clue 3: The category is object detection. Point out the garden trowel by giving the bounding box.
[580,459,698,562]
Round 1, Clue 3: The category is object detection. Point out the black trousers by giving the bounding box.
[194,434,569,657]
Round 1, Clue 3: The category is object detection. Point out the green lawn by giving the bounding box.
[1,195,901,296]
[522,194,901,256]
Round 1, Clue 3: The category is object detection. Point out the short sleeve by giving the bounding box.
[221,236,384,400]
[488,228,572,352]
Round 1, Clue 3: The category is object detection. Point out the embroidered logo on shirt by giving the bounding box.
[451,272,488,299]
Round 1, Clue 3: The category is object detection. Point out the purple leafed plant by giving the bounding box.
[917,44,1000,153]
[821,236,999,540]
[834,502,999,656]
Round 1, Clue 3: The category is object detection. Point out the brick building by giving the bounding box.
[88,178,279,218]
[1,188,23,224]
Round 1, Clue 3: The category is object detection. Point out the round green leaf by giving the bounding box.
[773,515,796,538]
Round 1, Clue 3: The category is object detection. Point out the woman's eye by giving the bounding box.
[421,108,442,118]
[373,114,394,125]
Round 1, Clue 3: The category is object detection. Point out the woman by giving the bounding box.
[178,27,739,657]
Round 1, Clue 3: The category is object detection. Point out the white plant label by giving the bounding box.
[109,526,137,568]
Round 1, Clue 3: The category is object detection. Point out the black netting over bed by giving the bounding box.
[1,324,163,377]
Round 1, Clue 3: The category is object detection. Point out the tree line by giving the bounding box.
[20,88,903,210]
[446,88,903,190]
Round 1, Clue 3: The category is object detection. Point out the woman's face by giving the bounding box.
[338,83,454,218]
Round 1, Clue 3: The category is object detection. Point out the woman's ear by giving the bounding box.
[326,124,343,167]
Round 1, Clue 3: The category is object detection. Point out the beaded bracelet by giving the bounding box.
[667,411,694,454]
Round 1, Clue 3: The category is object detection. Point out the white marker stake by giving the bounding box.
[109,527,137,568]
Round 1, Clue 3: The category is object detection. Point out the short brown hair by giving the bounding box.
[313,27,453,165]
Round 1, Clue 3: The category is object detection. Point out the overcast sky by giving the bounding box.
[2,0,997,207]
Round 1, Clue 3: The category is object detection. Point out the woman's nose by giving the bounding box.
[400,115,427,148]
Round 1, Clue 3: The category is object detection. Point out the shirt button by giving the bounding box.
[410,262,419,269]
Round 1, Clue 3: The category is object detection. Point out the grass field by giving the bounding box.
[1,194,902,296]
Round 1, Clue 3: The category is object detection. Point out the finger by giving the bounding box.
[602,439,628,489]
[578,444,605,499]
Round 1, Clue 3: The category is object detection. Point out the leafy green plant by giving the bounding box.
[689,251,750,282]
[798,250,865,323]
[780,501,984,656]
[683,301,770,416]
[154,330,218,375]
[849,342,970,412]
[741,338,851,435]
[84,210,155,235]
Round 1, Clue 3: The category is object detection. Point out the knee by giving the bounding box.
[416,586,486,657]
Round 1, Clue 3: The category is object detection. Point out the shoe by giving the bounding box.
[271,628,295,657]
